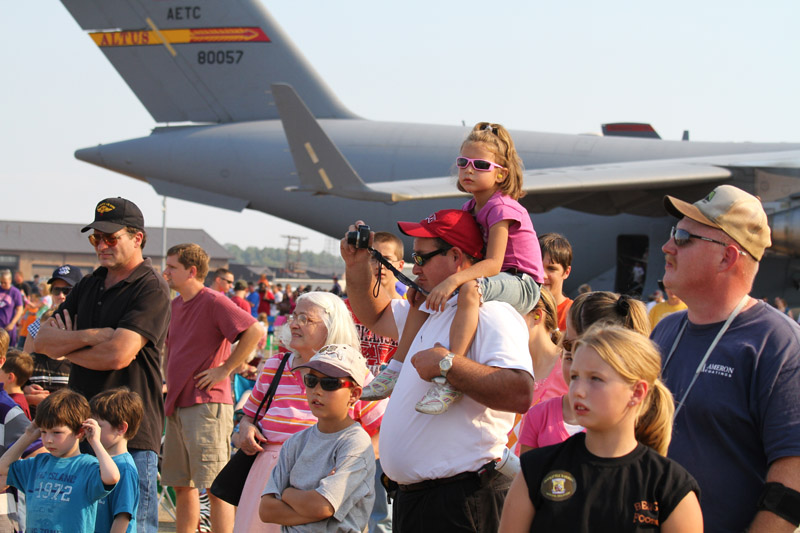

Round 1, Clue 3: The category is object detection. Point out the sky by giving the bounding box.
[3,1,799,253]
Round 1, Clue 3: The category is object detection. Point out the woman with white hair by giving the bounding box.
[233,292,386,532]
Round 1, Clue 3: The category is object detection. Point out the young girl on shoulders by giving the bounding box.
[499,326,703,533]
[362,122,544,415]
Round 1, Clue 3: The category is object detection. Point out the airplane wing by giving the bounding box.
[273,83,800,215]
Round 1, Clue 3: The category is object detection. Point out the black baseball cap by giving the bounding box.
[47,265,84,287]
[81,197,145,234]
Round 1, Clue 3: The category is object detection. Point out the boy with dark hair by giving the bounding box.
[0,388,120,533]
[260,344,376,532]
[0,349,34,418]
[538,233,574,332]
[91,387,144,533]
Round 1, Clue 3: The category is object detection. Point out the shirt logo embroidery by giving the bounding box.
[702,363,734,378]
[633,500,660,526]
[540,470,576,501]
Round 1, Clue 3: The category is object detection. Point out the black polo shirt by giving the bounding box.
[58,258,170,453]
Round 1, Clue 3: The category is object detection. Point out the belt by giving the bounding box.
[397,461,497,493]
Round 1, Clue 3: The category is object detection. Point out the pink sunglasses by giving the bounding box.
[456,157,504,171]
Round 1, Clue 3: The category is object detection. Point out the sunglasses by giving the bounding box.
[670,227,747,256]
[51,287,72,296]
[561,338,575,355]
[303,374,354,391]
[221,278,235,284]
[456,157,504,172]
[411,245,452,267]
[88,232,124,247]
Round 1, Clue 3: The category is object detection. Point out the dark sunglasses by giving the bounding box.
[88,232,123,247]
[670,227,747,256]
[411,245,452,267]
[455,157,504,171]
[51,287,72,296]
[303,374,354,391]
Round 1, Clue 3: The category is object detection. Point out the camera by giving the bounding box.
[347,224,371,249]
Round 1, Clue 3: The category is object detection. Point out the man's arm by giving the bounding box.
[61,328,146,371]
[195,321,265,390]
[34,312,114,359]
[411,344,534,413]
[4,305,24,332]
[748,456,800,533]
[340,224,397,339]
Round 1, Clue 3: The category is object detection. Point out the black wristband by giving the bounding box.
[757,482,800,527]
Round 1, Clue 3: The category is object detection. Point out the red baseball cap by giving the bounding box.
[397,209,485,259]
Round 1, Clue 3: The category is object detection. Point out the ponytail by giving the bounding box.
[459,122,525,200]
[634,379,675,456]
[570,291,650,337]
[576,325,675,456]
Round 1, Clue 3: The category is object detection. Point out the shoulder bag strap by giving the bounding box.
[252,352,292,424]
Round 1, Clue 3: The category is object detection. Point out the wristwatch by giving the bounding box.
[439,352,456,378]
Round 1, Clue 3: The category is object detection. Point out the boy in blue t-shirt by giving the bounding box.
[91,387,143,533]
[0,388,120,533]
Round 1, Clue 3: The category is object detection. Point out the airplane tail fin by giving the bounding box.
[61,0,356,123]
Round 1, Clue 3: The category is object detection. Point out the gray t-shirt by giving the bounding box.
[263,422,376,533]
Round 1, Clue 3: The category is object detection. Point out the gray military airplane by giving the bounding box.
[61,0,800,298]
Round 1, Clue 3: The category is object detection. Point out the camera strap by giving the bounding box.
[369,248,429,296]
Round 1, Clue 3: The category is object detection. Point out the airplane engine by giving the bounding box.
[768,205,800,257]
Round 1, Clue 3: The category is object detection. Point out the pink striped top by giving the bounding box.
[242,352,386,444]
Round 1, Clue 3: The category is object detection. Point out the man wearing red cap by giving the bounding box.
[342,209,533,532]
[652,185,800,533]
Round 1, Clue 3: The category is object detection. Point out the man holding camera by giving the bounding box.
[342,209,533,532]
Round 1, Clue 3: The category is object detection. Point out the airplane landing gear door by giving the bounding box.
[615,235,649,298]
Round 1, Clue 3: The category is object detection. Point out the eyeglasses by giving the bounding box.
[411,245,452,267]
[88,232,124,247]
[303,374,354,391]
[561,338,575,356]
[670,227,747,256]
[456,157,504,171]
[51,287,71,296]
[288,313,321,326]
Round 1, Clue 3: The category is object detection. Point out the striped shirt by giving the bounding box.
[242,352,386,444]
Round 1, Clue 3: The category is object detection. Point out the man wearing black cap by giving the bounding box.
[342,210,533,532]
[22,264,83,411]
[653,185,800,533]
[35,197,170,533]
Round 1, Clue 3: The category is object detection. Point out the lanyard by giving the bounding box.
[663,294,750,418]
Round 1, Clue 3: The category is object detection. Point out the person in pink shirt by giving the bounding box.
[233,292,387,533]
[519,291,650,453]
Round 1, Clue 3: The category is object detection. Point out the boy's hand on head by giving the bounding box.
[82,418,101,445]
[23,422,41,441]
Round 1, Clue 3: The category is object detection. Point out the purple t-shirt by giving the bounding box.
[463,191,544,283]
[0,286,24,344]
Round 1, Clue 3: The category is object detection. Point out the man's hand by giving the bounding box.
[194,365,230,391]
[23,384,50,406]
[50,310,77,331]
[410,343,449,382]
[340,220,374,266]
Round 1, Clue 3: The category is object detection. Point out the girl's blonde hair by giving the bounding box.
[529,287,562,345]
[458,122,524,200]
[575,325,675,456]
[569,291,650,337]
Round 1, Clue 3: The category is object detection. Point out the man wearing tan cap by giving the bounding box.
[652,185,800,533]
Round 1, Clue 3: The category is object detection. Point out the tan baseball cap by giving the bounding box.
[294,344,369,386]
[664,185,771,261]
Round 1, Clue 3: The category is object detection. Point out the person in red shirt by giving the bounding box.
[539,233,573,333]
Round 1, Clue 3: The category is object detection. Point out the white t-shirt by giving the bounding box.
[380,297,532,484]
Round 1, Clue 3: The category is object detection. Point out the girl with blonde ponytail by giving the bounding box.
[500,326,703,532]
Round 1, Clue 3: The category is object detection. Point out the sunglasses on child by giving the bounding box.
[456,157,504,172]
[303,374,354,391]
[670,227,747,256]
[411,245,452,267]
[51,287,71,296]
